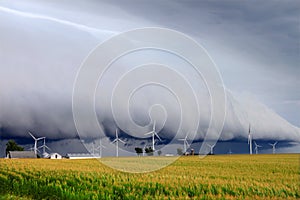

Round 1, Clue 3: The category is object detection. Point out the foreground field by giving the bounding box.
[0,154,299,199]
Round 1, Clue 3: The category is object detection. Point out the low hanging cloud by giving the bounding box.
[0,2,299,143]
[223,92,300,141]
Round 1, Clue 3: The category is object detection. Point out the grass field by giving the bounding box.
[0,154,299,199]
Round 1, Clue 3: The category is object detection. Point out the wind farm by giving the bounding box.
[0,0,299,199]
[15,124,285,160]
[1,125,297,199]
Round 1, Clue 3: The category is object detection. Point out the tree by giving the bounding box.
[157,150,162,156]
[135,147,143,156]
[6,140,24,155]
[177,148,183,156]
[145,147,154,156]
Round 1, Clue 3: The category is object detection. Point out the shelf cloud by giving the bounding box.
[0,1,299,146]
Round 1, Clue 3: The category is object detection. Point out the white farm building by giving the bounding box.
[49,153,62,159]
[66,153,100,159]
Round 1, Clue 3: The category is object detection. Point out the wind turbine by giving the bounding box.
[38,137,51,157]
[28,132,45,155]
[178,133,190,153]
[111,129,125,157]
[269,141,278,154]
[206,143,216,155]
[254,141,262,154]
[248,124,252,155]
[228,149,233,155]
[145,120,161,151]
[95,138,106,157]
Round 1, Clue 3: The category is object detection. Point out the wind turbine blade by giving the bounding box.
[28,132,36,140]
[154,132,162,141]
[274,141,278,146]
[96,145,107,150]
[153,121,156,131]
[45,146,51,150]
[254,141,257,146]
[115,129,119,138]
[111,139,117,144]
[178,139,185,141]
[37,137,45,141]
[206,143,212,148]
[118,139,126,144]
[145,131,154,135]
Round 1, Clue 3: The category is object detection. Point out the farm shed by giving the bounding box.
[7,151,37,159]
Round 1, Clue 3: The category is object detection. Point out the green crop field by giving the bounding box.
[0,154,299,199]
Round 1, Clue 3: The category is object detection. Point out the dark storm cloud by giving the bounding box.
[99,0,300,129]
[0,1,299,148]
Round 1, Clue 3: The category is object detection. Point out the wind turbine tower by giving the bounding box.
[111,129,125,157]
[269,142,278,154]
[145,120,162,151]
[28,132,45,155]
[248,124,252,155]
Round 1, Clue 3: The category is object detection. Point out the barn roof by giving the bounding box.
[50,153,61,156]
[8,151,37,158]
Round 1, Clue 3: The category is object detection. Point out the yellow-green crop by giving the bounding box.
[0,154,299,199]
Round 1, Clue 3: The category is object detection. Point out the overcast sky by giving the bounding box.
[0,0,299,155]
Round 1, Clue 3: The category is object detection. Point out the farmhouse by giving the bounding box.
[7,151,37,159]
